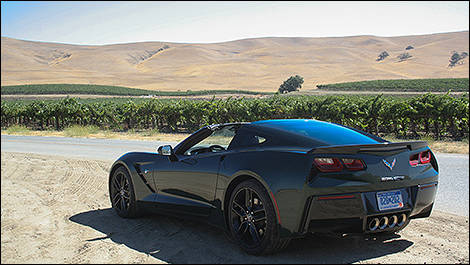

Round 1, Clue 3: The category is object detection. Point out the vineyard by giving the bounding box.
[316,78,469,92]
[0,84,273,96]
[1,93,468,141]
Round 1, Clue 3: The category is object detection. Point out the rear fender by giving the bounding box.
[219,150,312,238]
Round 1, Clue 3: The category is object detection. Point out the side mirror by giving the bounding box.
[158,145,174,156]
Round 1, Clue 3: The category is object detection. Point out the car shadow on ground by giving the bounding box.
[70,208,413,263]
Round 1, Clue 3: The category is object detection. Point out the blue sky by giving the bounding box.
[1,1,469,45]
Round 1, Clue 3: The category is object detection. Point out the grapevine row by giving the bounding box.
[1,94,468,140]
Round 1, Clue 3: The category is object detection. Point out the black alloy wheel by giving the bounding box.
[228,179,290,255]
[109,166,139,218]
[231,187,267,247]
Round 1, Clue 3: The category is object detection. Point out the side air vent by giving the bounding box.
[134,164,156,193]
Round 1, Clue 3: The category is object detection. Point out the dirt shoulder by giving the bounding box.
[1,152,468,263]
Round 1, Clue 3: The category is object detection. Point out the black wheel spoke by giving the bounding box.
[254,216,266,223]
[233,201,246,214]
[113,177,120,191]
[232,208,244,218]
[114,195,122,209]
[112,192,121,203]
[120,174,126,187]
[248,223,261,243]
[237,221,248,234]
[253,208,265,214]
[245,188,252,209]
[120,195,126,210]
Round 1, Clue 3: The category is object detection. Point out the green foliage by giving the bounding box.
[0,84,274,96]
[1,94,468,140]
[316,78,469,92]
[278,75,304,94]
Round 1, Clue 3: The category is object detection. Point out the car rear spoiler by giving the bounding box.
[308,141,428,154]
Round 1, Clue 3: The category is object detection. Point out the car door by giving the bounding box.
[153,125,237,217]
[153,152,223,216]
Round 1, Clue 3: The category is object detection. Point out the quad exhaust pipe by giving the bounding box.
[368,217,380,231]
[368,213,407,231]
[378,216,388,230]
[397,213,407,227]
[388,215,398,228]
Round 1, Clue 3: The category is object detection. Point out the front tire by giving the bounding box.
[109,166,139,218]
[228,179,290,255]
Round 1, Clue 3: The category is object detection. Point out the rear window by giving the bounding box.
[255,119,379,146]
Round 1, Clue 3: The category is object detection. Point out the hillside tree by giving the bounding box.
[397,52,412,62]
[278,75,304,93]
[448,51,468,67]
[376,51,389,61]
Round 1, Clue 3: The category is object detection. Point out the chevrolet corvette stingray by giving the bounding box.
[109,119,438,255]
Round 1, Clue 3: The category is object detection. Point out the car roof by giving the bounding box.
[251,119,326,126]
[210,119,325,128]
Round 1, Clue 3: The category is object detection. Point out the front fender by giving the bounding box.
[109,152,162,201]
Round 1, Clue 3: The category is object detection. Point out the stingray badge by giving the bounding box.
[383,158,396,170]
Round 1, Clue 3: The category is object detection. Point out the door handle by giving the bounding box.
[181,158,197,165]
[220,155,226,161]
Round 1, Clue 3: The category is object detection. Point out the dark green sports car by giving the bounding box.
[109,119,438,255]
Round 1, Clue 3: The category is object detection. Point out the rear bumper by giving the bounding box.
[299,182,438,234]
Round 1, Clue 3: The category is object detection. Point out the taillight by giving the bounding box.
[313,158,343,172]
[419,150,431,164]
[409,153,419,166]
[410,150,431,166]
[313,157,366,172]
[342,158,365,171]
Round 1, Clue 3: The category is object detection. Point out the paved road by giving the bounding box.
[1,135,468,216]
[0,135,176,161]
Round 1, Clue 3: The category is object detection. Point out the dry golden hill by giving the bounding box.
[1,31,468,92]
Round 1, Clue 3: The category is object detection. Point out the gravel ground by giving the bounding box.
[1,152,469,264]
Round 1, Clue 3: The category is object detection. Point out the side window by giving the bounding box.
[253,135,266,144]
[228,129,267,150]
[184,125,238,155]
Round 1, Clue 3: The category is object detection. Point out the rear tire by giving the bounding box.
[228,179,290,255]
[109,166,139,218]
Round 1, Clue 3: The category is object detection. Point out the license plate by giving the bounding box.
[376,190,404,211]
